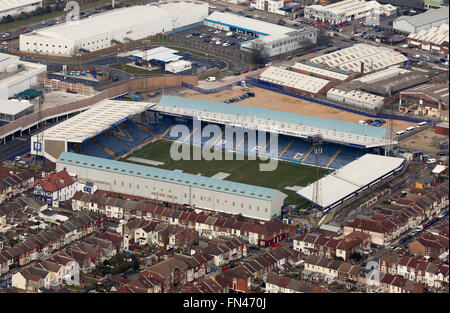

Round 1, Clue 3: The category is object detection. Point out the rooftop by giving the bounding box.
[37,99,155,142]
[57,152,283,201]
[0,99,33,116]
[310,44,408,74]
[394,7,449,29]
[0,0,40,12]
[298,154,405,209]
[156,96,388,145]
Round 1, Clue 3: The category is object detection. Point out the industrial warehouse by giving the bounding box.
[304,0,397,24]
[204,11,317,56]
[19,1,209,56]
[0,52,47,100]
[309,44,409,74]
[393,6,449,33]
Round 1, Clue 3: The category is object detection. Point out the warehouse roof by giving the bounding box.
[25,2,206,42]
[361,72,429,95]
[327,88,385,108]
[291,62,351,81]
[307,0,378,16]
[310,44,408,73]
[57,152,282,201]
[38,100,155,142]
[408,23,449,45]
[155,96,388,147]
[0,0,40,12]
[401,83,449,104]
[355,66,410,84]
[260,66,330,94]
[394,7,449,28]
[0,99,33,115]
[205,11,295,36]
[297,154,405,209]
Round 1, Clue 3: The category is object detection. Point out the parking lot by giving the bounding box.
[172,25,250,54]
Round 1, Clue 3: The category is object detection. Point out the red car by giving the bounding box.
[271,242,280,248]
[241,69,249,74]
[394,48,401,52]
[222,266,230,271]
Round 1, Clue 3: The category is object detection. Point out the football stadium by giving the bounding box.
[32,95,405,221]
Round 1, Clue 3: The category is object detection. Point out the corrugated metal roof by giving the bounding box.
[158,96,388,139]
[57,152,280,200]
[0,0,40,12]
[394,7,449,28]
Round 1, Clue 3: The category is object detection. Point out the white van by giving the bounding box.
[406,126,415,132]
[396,130,405,136]
[359,120,367,125]
[205,76,216,82]
[225,31,233,37]
[417,121,427,127]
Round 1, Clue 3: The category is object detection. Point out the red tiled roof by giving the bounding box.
[33,170,75,192]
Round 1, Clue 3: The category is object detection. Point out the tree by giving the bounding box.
[249,39,270,66]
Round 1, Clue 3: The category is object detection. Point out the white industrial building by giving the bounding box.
[310,44,408,74]
[204,12,317,57]
[131,47,182,63]
[406,23,449,53]
[0,99,34,122]
[291,61,352,81]
[327,88,385,110]
[0,0,42,19]
[0,52,47,99]
[165,60,192,73]
[393,7,449,33]
[297,154,405,212]
[259,66,331,95]
[56,152,287,221]
[19,1,209,56]
[304,0,397,24]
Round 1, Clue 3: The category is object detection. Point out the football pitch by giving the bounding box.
[122,140,331,207]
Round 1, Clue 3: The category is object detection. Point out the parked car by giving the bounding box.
[241,69,249,74]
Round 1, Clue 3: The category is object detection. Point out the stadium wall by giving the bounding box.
[56,159,285,221]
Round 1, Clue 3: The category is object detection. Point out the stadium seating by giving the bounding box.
[302,143,340,167]
[94,133,129,156]
[329,147,366,169]
[126,121,153,141]
[78,140,113,159]
[280,139,312,163]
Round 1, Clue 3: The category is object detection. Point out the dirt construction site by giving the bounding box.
[174,86,416,133]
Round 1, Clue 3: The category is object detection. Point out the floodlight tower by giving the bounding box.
[311,134,323,212]
[384,85,395,156]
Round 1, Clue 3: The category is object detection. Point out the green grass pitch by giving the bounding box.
[122,140,331,207]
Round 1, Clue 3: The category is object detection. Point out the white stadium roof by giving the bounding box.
[297,154,405,209]
[157,96,389,148]
[260,66,330,94]
[310,44,408,74]
[38,100,154,143]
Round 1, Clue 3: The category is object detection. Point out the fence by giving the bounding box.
[245,76,436,124]
[38,77,95,96]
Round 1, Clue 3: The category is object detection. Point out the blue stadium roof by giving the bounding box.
[158,96,387,139]
[58,152,282,201]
